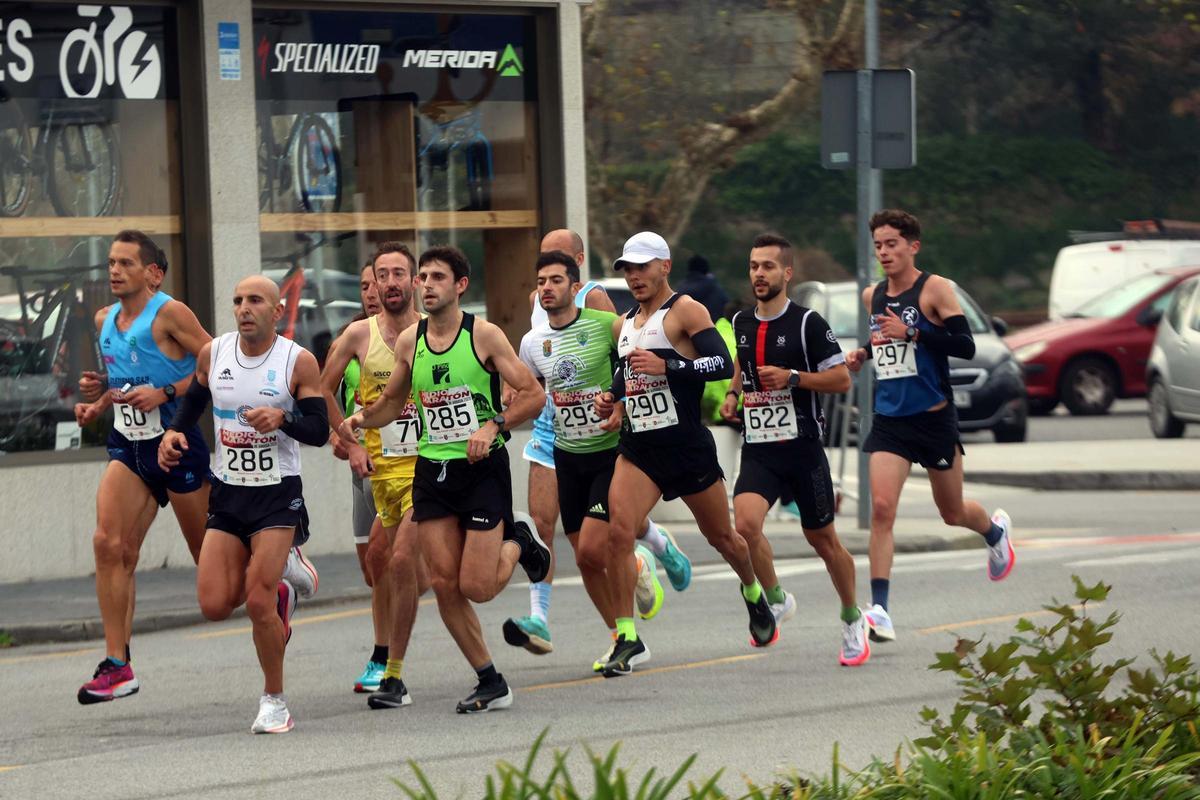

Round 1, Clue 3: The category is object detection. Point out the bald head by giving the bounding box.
[232,275,283,344]
[235,274,281,304]
[540,229,585,266]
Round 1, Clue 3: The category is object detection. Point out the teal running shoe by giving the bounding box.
[354,660,386,693]
[502,615,553,655]
[657,527,692,592]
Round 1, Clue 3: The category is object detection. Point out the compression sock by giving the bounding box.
[383,659,404,680]
[870,578,890,611]
[615,617,638,642]
[107,656,127,668]
[983,521,1004,547]
[765,584,786,605]
[638,519,668,555]
[529,582,552,623]
[370,644,389,665]
[741,581,763,603]
[475,662,500,686]
[841,605,862,624]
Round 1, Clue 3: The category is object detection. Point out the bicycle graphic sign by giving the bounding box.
[0,3,176,100]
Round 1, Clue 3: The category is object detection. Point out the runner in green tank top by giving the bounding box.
[342,245,550,714]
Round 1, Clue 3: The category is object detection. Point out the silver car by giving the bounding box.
[1146,274,1200,437]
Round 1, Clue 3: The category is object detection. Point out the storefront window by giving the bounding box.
[253,7,542,360]
[0,2,183,456]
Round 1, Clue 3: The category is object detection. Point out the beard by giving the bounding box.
[382,291,410,313]
[755,284,783,302]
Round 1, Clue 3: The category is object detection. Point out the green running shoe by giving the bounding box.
[635,545,664,620]
[502,615,553,655]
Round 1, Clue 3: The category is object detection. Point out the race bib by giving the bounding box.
[219,430,281,486]
[380,402,421,457]
[742,389,798,444]
[625,374,678,433]
[420,385,480,444]
[113,389,163,441]
[871,331,918,380]
[552,386,605,440]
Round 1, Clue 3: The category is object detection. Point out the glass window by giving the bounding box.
[1070,272,1174,319]
[0,2,183,456]
[253,7,542,362]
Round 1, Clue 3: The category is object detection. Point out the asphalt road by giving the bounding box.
[3,480,1199,799]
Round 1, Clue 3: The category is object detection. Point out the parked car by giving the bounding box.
[792,280,1028,443]
[1146,273,1200,437]
[596,277,635,315]
[1005,267,1200,416]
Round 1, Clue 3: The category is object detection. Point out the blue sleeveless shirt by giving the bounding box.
[870,273,951,417]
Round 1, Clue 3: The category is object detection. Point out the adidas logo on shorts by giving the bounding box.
[936,458,949,467]
[588,503,605,514]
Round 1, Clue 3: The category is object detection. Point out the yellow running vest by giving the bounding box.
[360,315,419,480]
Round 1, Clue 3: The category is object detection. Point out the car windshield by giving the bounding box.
[1069,272,1175,319]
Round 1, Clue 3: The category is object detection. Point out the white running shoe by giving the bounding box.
[634,545,664,620]
[251,694,293,734]
[282,547,318,599]
[592,637,617,673]
[987,509,1015,582]
[839,613,871,666]
[770,592,797,625]
[864,603,896,642]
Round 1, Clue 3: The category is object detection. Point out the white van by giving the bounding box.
[1048,224,1200,319]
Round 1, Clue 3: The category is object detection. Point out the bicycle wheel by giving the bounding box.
[47,122,120,217]
[257,117,276,212]
[0,101,34,217]
[292,114,341,213]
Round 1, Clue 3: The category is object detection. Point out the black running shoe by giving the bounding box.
[507,512,551,583]
[745,590,779,648]
[455,678,513,713]
[367,676,412,710]
[602,635,650,678]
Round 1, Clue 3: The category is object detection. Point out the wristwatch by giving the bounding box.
[491,413,507,432]
[162,383,176,400]
[905,326,918,342]
[787,371,801,389]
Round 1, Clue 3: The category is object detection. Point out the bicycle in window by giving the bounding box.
[257,107,342,214]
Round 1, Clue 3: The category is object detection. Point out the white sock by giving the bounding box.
[529,582,552,623]
[638,519,668,556]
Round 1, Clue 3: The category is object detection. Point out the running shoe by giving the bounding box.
[657,527,692,592]
[502,615,554,655]
[507,512,551,583]
[282,546,319,599]
[744,589,779,647]
[251,694,293,734]
[839,613,871,667]
[634,545,664,620]
[77,658,139,705]
[367,677,412,710]
[455,678,513,713]
[592,637,618,673]
[602,635,650,678]
[864,603,896,642]
[354,660,386,693]
[277,580,297,646]
[770,591,797,625]
[987,509,1015,582]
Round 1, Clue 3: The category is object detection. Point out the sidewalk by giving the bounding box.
[0,517,977,647]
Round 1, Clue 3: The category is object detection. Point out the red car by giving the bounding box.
[1005,267,1200,415]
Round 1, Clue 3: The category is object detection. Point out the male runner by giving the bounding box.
[159,275,329,733]
[720,233,869,666]
[845,209,1014,642]
[504,231,689,654]
[342,245,550,712]
[72,230,214,704]
[594,231,778,676]
[321,242,429,709]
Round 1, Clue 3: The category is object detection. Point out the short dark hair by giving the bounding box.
[751,233,793,267]
[418,245,471,282]
[372,241,415,273]
[536,250,580,283]
[869,209,921,242]
[113,230,167,274]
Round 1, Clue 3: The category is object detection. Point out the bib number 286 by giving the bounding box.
[221,445,280,485]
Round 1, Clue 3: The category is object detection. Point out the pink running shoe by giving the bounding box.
[77,658,140,705]
[277,580,297,645]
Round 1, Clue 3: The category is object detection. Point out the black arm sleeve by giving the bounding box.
[919,315,975,360]
[664,327,734,382]
[167,376,210,431]
[609,363,626,400]
[281,395,330,447]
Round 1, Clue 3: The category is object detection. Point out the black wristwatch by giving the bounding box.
[491,413,507,432]
[787,371,800,389]
[162,383,176,400]
[905,326,918,342]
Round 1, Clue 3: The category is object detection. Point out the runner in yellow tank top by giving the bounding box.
[319,242,428,711]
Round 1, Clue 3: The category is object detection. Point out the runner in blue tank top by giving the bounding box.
[844,210,1016,646]
[71,231,213,705]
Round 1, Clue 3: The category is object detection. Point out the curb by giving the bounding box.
[963,471,1200,491]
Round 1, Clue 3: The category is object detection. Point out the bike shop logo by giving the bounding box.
[401,43,524,76]
[258,35,381,78]
[59,6,162,99]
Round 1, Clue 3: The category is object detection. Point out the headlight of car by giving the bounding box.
[987,358,1023,384]
[1013,341,1048,363]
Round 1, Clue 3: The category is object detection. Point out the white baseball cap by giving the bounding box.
[613,231,670,270]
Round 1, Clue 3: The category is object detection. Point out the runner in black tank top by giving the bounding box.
[845,210,1016,647]
[591,231,779,676]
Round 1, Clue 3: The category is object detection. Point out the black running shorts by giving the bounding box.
[206,475,310,548]
[862,403,964,471]
[412,448,512,531]
[554,446,617,534]
[617,427,724,502]
[734,439,835,530]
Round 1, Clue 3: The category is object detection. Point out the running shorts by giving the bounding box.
[206,475,310,548]
[522,399,557,469]
[554,446,617,534]
[107,427,209,508]
[862,403,964,471]
[617,427,724,502]
[371,474,415,528]
[351,472,376,544]
[412,448,513,531]
[734,439,835,530]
